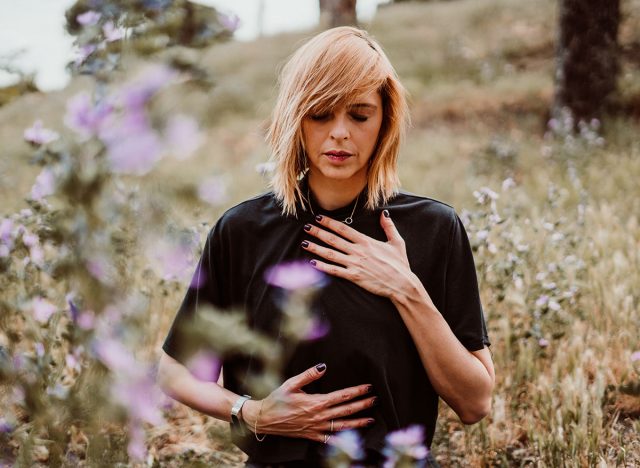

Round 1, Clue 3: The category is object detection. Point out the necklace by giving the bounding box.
[306,183,360,225]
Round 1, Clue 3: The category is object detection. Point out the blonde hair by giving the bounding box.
[266,26,410,218]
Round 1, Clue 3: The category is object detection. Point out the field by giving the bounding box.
[1,0,639,466]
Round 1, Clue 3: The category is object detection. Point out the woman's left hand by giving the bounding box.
[301,211,413,300]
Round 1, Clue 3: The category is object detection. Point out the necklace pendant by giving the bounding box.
[343,217,353,225]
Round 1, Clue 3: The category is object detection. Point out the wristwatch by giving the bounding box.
[231,394,252,434]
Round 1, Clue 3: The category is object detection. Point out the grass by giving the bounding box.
[1,0,639,465]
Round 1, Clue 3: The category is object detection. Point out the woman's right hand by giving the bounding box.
[240,363,376,444]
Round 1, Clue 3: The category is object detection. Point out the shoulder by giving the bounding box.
[389,189,458,227]
[213,191,281,235]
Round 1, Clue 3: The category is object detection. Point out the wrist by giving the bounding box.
[240,399,260,432]
[390,271,422,306]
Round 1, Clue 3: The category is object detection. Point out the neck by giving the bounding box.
[307,171,367,211]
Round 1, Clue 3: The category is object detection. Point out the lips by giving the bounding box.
[324,150,353,157]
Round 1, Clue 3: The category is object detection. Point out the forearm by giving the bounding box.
[391,273,494,423]
[157,352,240,423]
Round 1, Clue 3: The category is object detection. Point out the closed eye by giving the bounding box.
[351,114,368,122]
[309,113,330,121]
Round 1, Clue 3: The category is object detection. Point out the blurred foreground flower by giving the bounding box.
[32,297,57,324]
[186,350,221,382]
[631,351,640,363]
[30,168,56,200]
[23,120,60,146]
[77,10,101,26]
[383,424,429,468]
[327,429,364,461]
[198,175,229,205]
[265,261,326,290]
[165,114,204,160]
[64,91,113,139]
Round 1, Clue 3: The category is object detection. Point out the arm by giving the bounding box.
[157,351,376,441]
[303,211,495,424]
[390,273,494,424]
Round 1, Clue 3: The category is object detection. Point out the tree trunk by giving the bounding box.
[319,0,357,28]
[552,0,621,126]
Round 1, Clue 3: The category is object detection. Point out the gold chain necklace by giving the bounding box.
[306,184,360,225]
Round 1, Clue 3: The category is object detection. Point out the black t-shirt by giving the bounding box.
[162,176,490,464]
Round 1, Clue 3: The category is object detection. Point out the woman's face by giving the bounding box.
[301,89,383,187]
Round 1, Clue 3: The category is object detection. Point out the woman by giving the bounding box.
[158,27,494,467]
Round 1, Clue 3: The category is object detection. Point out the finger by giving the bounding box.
[323,384,373,407]
[314,215,366,244]
[283,363,327,392]
[309,259,351,280]
[304,222,354,253]
[321,396,377,420]
[322,417,376,432]
[380,210,403,244]
[301,241,350,266]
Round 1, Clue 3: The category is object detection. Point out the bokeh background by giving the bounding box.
[1,0,639,466]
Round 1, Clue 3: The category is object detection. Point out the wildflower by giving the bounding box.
[538,338,550,348]
[501,177,516,191]
[30,246,44,266]
[165,114,204,160]
[383,424,429,467]
[535,295,548,307]
[328,429,364,460]
[22,231,38,247]
[0,417,13,433]
[103,21,124,42]
[32,297,57,323]
[119,64,177,111]
[265,261,326,290]
[186,350,220,382]
[0,218,13,244]
[64,92,113,139]
[0,244,9,257]
[105,127,163,175]
[35,342,45,358]
[127,423,147,461]
[93,338,137,372]
[113,373,164,425]
[220,12,241,33]
[74,44,97,66]
[23,120,60,145]
[76,10,101,26]
[630,351,640,363]
[305,315,330,341]
[147,240,194,282]
[30,168,56,200]
[255,161,276,175]
[198,176,229,205]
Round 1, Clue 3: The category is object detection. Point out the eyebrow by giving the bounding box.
[347,103,378,111]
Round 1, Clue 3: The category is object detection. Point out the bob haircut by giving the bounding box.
[266,26,410,218]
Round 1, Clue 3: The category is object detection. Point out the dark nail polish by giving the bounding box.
[304,224,311,232]
[371,397,378,406]
[315,215,323,222]
[366,385,373,393]
[301,240,309,248]
[310,259,317,266]
[315,363,326,372]
[383,209,390,218]
[367,418,375,425]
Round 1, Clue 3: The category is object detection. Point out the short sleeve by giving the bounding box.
[162,222,228,364]
[442,210,491,352]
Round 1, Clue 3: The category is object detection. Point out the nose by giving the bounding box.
[329,114,350,141]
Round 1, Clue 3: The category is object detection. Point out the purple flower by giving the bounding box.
[535,295,549,307]
[94,338,137,372]
[67,295,80,322]
[328,429,364,460]
[74,44,97,66]
[77,10,101,26]
[198,176,228,205]
[220,12,241,32]
[113,374,164,425]
[32,297,57,323]
[22,231,38,247]
[186,350,220,382]
[264,261,326,290]
[383,425,429,463]
[305,315,330,341]
[64,92,113,139]
[118,64,177,111]
[29,246,44,266]
[30,168,56,200]
[105,127,163,175]
[103,21,124,42]
[77,312,96,330]
[0,244,9,257]
[35,342,45,358]
[631,351,640,363]
[165,114,204,160]
[23,120,60,145]
[538,338,550,348]
[0,417,14,434]
[127,423,147,461]
[0,218,13,245]
[147,240,194,282]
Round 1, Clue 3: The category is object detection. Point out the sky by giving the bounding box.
[0,0,389,91]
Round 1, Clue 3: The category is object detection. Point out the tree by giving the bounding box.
[319,0,357,28]
[552,0,621,126]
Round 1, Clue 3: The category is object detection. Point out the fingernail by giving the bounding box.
[315,363,326,372]
[371,397,378,406]
[366,385,373,393]
[315,215,323,222]
[310,259,317,266]
[367,418,375,425]
[304,224,312,232]
[383,210,390,218]
[301,240,309,248]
